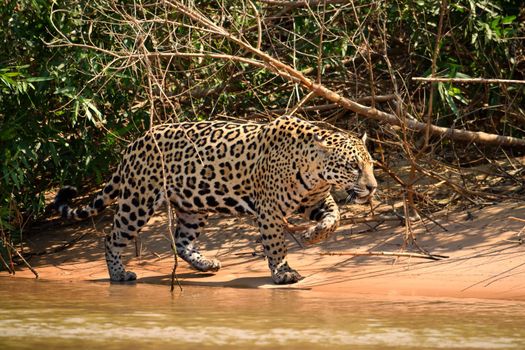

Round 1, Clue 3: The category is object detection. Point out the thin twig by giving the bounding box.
[424,0,447,149]
[248,1,262,50]
[351,1,376,109]
[287,91,315,116]
[413,77,525,84]
[0,251,13,274]
[164,0,525,147]
[256,94,396,116]
[509,217,525,223]
[260,0,355,6]
[170,243,181,292]
[142,39,182,290]
[287,230,306,249]
[339,214,416,225]
[320,251,449,260]
[5,240,39,278]
[50,1,525,147]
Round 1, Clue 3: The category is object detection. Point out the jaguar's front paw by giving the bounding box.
[272,267,303,284]
[285,220,334,246]
[124,271,137,281]
[301,224,335,245]
[110,270,137,282]
[195,258,222,272]
[301,225,322,245]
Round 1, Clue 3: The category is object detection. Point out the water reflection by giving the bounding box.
[0,278,524,349]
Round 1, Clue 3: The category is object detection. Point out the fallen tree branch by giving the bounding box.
[165,1,525,148]
[254,94,396,116]
[413,77,525,85]
[320,251,449,260]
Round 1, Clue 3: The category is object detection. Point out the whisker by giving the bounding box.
[345,190,357,204]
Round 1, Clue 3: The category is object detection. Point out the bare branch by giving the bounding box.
[164,0,525,147]
[254,94,396,116]
[413,77,525,85]
[259,0,361,7]
[424,0,447,149]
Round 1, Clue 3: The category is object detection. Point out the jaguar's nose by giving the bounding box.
[366,185,377,193]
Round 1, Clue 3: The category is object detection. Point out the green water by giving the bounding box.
[0,278,524,350]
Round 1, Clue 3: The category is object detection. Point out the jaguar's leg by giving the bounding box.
[174,210,221,272]
[257,213,302,284]
[299,194,340,245]
[105,195,153,282]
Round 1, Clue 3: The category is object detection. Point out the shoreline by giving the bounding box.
[2,202,524,302]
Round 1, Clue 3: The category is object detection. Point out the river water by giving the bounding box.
[0,278,524,349]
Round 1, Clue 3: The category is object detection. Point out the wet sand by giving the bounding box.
[3,202,525,301]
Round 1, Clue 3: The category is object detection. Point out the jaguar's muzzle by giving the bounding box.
[346,185,376,204]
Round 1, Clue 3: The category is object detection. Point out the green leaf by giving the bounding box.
[454,72,472,79]
[0,127,17,141]
[85,100,102,119]
[73,100,80,126]
[26,76,53,82]
[3,72,21,78]
[502,16,516,25]
[446,94,459,116]
[48,142,60,167]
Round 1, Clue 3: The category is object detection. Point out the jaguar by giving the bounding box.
[54,115,377,284]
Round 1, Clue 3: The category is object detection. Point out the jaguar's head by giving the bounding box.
[316,132,377,204]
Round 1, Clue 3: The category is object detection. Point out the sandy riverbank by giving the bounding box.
[3,202,524,301]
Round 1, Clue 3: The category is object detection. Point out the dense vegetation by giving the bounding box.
[1,0,523,269]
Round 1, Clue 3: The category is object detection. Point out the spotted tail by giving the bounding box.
[53,171,121,221]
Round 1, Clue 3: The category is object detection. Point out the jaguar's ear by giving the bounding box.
[361,132,367,144]
[360,131,375,153]
[314,133,330,150]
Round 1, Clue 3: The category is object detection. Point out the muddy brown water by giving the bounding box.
[1,278,524,350]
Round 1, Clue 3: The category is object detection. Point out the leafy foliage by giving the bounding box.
[0,0,148,259]
[1,0,523,266]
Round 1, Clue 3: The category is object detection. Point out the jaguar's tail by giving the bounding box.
[53,170,122,221]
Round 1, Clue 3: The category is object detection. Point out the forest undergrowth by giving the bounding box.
[1,0,524,272]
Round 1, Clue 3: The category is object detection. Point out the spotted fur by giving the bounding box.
[53,116,377,284]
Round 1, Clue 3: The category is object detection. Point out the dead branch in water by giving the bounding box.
[320,251,449,260]
[170,243,182,292]
[4,240,39,278]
